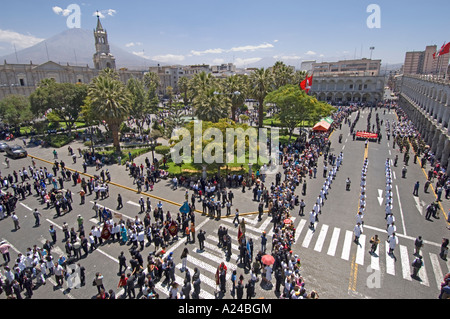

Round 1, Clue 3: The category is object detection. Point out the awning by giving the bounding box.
[313,120,331,132]
[320,117,334,124]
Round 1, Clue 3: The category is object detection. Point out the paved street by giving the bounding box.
[0,106,449,299]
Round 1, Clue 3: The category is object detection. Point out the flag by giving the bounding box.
[237,225,243,242]
[439,42,450,56]
[101,224,112,240]
[300,75,313,94]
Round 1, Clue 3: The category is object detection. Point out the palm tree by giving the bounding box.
[88,69,131,153]
[224,75,247,122]
[194,88,230,123]
[178,76,190,107]
[189,71,214,99]
[272,61,294,89]
[249,68,274,128]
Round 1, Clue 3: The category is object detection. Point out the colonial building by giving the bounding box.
[309,58,385,104]
[397,75,450,171]
[93,14,116,70]
[0,18,144,100]
[312,58,382,77]
[310,75,385,104]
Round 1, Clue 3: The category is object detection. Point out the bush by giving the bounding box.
[154,145,170,156]
[44,134,75,148]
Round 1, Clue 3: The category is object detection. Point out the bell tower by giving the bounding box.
[93,12,116,70]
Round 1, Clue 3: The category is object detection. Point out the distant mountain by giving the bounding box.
[0,28,160,70]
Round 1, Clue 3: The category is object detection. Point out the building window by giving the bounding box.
[19,79,25,86]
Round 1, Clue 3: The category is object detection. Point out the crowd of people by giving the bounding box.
[1,101,448,299]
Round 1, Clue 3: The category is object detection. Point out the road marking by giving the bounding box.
[355,234,365,265]
[20,203,32,211]
[327,227,340,257]
[399,245,411,281]
[127,200,140,207]
[173,264,216,299]
[429,253,444,290]
[418,259,429,287]
[302,226,315,248]
[313,224,329,253]
[341,230,353,261]
[385,244,395,276]
[395,185,407,237]
[46,219,62,230]
[370,245,380,271]
[294,219,307,243]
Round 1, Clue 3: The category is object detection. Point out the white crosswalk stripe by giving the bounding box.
[327,227,340,257]
[355,235,365,265]
[314,224,329,253]
[295,219,307,243]
[399,245,411,281]
[429,253,444,290]
[302,225,315,248]
[341,231,353,261]
[385,244,395,276]
[371,245,380,271]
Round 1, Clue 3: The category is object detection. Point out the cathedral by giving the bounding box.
[0,16,144,100]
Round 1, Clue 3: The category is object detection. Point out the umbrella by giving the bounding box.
[261,254,275,265]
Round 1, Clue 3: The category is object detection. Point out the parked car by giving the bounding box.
[5,144,28,159]
[0,142,8,152]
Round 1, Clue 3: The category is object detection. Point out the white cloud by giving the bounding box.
[132,51,151,59]
[234,57,262,67]
[212,58,225,64]
[0,29,44,49]
[274,40,279,43]
[151,54,186,63]
[191,48,225,56]
[126,42,143,48]
[229,43,274,53]
[190,42,274,56]
[52,6,71,16]
[93,9,117,19]
[305,50,317,56]
[273,55,302,60]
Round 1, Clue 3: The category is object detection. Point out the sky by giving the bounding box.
[0,0,449,68]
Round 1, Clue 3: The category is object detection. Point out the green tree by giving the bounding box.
[127,77,148,134]
[87,69,131,152]
[29,80,87,132]
[178,76,190,107]
[249,68,274,128]
[143,71,160,114]
[194,88,231,123]
[272,61,294,89]
[265,84,334,141]
[223,75,247,122]
[0,94,33,131]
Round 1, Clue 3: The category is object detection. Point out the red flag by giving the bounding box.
[439,42,450,56]
[101,224,112,240]
[300,75,313,94]
[237,225,243,242]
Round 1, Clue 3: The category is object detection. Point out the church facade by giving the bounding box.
[0,17,144,100]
